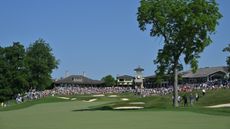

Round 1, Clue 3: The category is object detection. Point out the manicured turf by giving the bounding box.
[0,100,229,129]
[1,89,230,129]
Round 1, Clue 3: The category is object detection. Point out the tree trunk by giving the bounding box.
[173,63,179,107]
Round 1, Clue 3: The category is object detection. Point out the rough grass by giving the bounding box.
[89,89,230,116]
[196,89,230,106]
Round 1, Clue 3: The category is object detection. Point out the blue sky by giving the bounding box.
[0,0,229,80]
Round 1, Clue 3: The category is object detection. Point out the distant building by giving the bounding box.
[144,66,229,88]
[116,66,145,88]
[55,66,228,88]
[116,75,134,86]
[144,75,172,88]
[54,75,104,87]
[180,66,228,84]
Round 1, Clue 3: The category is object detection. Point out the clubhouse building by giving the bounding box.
[116,75,134,86]
[180,66,228,84]
[117,66,229,88]
[54,75,104,87]
[116,66,145,88]
[144,66,229,88]
[54,66,229,88]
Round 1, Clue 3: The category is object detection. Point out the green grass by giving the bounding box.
[0,93,133,111]
[89,89,230,116]
[0,89,230,129]
[0,96,69,111]
[196,89,230,106]
[0,100,229,129]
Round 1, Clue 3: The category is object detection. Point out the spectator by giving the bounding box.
[177,95,181,106]
[195,93,199,101]
[189,93,195,106]
[172,95,174,106]
[183,94,188,107]
[202,89,206,96]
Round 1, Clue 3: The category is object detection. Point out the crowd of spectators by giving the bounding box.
[179,80,230,92]
[7,80,230,105]
[51,86,174,97]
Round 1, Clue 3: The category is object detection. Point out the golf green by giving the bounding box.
[0,101,229,129]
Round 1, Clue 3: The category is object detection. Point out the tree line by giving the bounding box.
[0,39,58,102]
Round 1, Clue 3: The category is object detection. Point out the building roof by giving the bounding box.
[181,66,228,78]
[117,75,134,79]
[55,75,103,85]
[144,75,156,79]
[134,66,144,71]
[143,66,228,79]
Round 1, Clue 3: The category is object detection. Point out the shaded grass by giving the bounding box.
[0,96,68,111]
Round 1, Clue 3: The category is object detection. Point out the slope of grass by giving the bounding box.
[89,89,230,116]
[0,100,229,129]
[0,89,230,129]
[0,93,135,111]
[1,89,230,116]
[196,89,230,106]
[0,96,69,111]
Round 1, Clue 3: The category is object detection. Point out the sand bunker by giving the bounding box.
[121,98,129,101]
[83,98,97,102]
[57,97,70,100]
[114,106,144,110]
[71,98,76,101]
[206,103,230,108]
[93,94,105,97]
[129,102,145,105]
[108,95,118,97]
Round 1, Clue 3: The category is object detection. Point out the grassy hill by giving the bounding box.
[0,93,230,129]
[0,89,230,129]
[1,89,230,115]
[196,89,230,106]
[88,89,230,116]
[0,96,68,111]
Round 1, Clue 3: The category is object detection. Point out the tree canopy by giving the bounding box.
[26,39,59,90]
[101,75,116,87]
[223,44,230,72]
[137,0,222,107]
[0,39,58,102]
[0,42,28,101]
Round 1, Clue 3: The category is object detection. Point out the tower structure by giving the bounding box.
[134,66,144,88]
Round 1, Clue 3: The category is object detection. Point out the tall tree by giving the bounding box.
[137,0,222,107]
[26,39,58,90]
[0,46,11,101]
[101,75,116,87]
[5,42,29,93]
[0,43,28,101]
[223,44,230,72]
